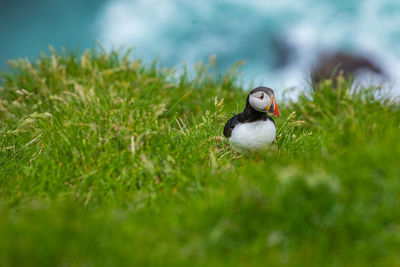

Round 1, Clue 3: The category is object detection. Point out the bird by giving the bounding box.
[223,86,280,152]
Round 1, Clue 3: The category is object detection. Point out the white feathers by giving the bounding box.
[229,120,276,152]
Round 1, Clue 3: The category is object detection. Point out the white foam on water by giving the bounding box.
[95,0,400,98]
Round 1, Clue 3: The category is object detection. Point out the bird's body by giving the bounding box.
[223,86,279,152]
[229,120,276,152]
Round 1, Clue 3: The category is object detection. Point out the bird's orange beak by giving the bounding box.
[266,96,280,117]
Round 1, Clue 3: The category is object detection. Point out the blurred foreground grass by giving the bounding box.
[1,47,400,266]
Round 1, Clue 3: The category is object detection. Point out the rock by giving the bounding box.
[311,52,383,87]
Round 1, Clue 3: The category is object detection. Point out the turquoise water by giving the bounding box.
[1,0,400,95]
[0,0,105,64]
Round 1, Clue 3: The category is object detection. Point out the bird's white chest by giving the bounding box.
[229,120,276,152]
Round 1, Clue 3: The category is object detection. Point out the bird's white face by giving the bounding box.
[248,91,271,112]
[248,90,280,117]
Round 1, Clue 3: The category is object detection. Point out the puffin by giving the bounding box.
[223,86,280,152]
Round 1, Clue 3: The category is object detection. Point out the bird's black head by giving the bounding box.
[246,86,280,117]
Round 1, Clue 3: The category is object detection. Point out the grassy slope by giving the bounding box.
[1,48,400,266]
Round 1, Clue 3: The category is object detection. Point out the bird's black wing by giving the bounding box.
[223,114,242,138]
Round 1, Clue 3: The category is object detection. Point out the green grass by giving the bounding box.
[1,47,400,266]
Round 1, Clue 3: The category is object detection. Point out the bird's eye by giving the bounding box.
[259,94,264,100]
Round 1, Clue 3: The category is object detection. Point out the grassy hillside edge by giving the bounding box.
[1,48,400,266]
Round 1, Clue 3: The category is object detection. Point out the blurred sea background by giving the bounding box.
[1,0,400,97]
